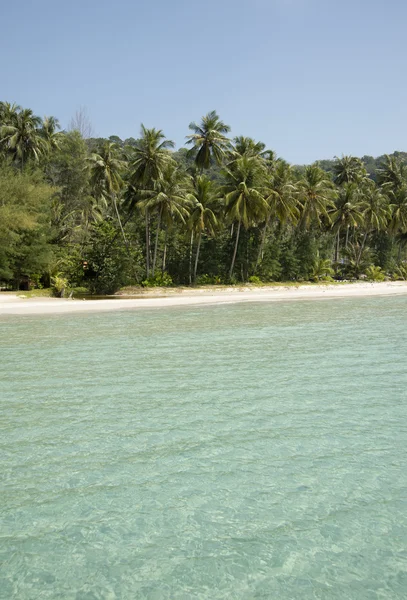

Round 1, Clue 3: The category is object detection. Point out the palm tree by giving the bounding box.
[188,175,219,283]
[329,183,364,261]
[0,108,47,169]
[128,126,174,276]
[0,102,21,124]
[257,160,299,267]
[360,181,390,235]
[298,164,336,229]
[138,163,192,276]
[357,181,390,266]
[186,110,231,171]
[389,186,407,234]
[41,116,63,151]
[333,155,367,185]
[387,186,407,260]
[223,156,269,278]
[231,136,267,159]
[377,154,407,193]
[87,142,129,249]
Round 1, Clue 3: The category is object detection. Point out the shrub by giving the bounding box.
[196,274,223,285]
[84,221,143,295]
[392,263,407,280]
[51,274,69,297]
[248,275,262,284]
[142,272,173,287]
[30,274,43,289]
[365,265,385,282]
[310,258,334,282]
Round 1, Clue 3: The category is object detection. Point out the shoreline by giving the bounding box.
[1,281,407,316]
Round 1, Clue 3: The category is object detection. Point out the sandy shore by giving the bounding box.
[1,282,407,316]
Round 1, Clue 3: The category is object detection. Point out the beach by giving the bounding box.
[1,281,407,315]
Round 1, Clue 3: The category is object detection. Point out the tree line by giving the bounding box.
[1,101,407,294]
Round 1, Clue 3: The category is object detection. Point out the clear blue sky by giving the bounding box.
[1,0,406,164]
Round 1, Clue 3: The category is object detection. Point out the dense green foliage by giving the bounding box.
[2,101,407,293]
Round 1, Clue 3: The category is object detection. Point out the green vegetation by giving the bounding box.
[2,101,407,294]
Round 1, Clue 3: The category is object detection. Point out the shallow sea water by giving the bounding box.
[1,296,407,599]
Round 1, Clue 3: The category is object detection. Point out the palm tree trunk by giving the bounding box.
[145,210,150,278]
[255,215,271,271]
[162,227,168,274]
[189,230,194,284]
[335,227,341,262]
[245,230,249,281]
[112,194,128,249]
[152,206,162,277]
[356,231,369,267]
[345,225,349,247]
[112,194,140,285]
[193,232,202,283]
[229,221,241,280]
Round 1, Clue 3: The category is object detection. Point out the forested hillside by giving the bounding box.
[1,101,407,294]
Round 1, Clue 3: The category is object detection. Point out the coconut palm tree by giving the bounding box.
[87,142,128,249]
[329,183,364,261]
[377,154,407,193]
[129,125,174,186]
[0,102,21,124]
[188,175,219,283]
[138,163,192,276]
[387,186,407,260]
[256,160,299,267]
[231,136,267,159]
[128,126,174,276]
[223,156,269,278]
[186,110,231,171]
[356,181,390,266]
[41,116,63,152]
[298,164,336,229]
[333,155,367,186]
[360,181,390,235]
[0,108,47,169]
[388,186,407,233]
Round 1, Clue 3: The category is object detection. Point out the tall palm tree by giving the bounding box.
[298,164,336,229]
[357,181,390,265]
[87,142,129,249]
[377,154,407,193]
[360,181,390,234]
[188,175,219,283]
[41,116,63,152]
[333,155,367,186]
[0,102,21,124]
[128,126,174,276]
[0,108,47,169]
[387,185,407,261]
[138,163,192,276]
[389,186,407,234]
[186,110,231,171]
[223,156,268,278]
[257,160,299,267]
[231,136,267,159]
[329,183,364,261]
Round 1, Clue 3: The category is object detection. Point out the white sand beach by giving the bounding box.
[1,281,407,316]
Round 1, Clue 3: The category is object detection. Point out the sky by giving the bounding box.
[1,0,406,164]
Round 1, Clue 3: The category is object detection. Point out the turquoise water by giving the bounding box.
[1,297,407,599]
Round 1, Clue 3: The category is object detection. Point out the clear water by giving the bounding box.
[1,297,407,599]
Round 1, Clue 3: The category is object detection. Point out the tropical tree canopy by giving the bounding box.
[2,99,407,291]
[186,110,231,170]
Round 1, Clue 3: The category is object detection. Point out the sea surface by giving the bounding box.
[1,297,407,599]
